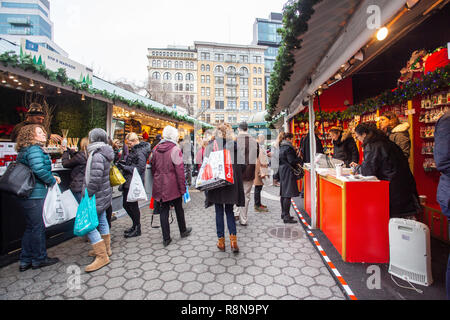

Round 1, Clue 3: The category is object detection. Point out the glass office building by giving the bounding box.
[0,0,66,56]
[253,12,283,103]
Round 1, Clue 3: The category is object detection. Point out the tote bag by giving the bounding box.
[127,168,148,202]
[73,190,99,237]
[43,184,77,228]
[110,164,126,187]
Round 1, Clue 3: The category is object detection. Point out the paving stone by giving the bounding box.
[83,286,107,300]
[224,283,244,296]
[244,283,265,297]
[142,279,164,291]
[162,280,183,293]
[255,274,274,286]
[301,266,321,277]
[177,271,197,282]
[266,283,288,298]
[123,289,146,300]
[310,285,333,299]
[104,277,126,289]
[287,284,311,299]
[124,278,145,290]
[182,281,203,295]
[104,287,126,300]
[315,274,338,287]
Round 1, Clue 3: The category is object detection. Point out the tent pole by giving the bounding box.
[308,96,317,229]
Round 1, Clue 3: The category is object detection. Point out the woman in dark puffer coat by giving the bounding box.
[62,137,88,203]
[329,127,359,168]
[117,132,151,238]
[83,128,115,273]
[351,123,420,219]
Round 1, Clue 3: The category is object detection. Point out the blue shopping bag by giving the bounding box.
[183,186,191,204]
[73,189,99,237]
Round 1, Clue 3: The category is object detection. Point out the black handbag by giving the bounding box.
[0,162,35,198]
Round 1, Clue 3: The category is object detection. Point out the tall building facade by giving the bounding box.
[147,46,197,116]
[0,0,67,55]
[195,41,267,125]
[253,12,282,103]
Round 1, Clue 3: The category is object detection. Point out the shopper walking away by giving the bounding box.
[180,135,194,186]
[62,137,88,203]
[329,127,359,168]
[117,133,151,238]
[205,124,245,253]
[82,128,115,273]
[254,134,269,212]
[235,122,259,226]
[151,126,192,247]
[433,110,450,300]
[380,111,411,159]
[279,133,301,224]
[15,124,61,272]
[351,123,420,219]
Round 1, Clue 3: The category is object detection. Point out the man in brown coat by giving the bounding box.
[254,134,269,212]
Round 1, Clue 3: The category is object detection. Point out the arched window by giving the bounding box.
[201,64,205,72]
[253,67,257,74]
[215,65,224,73]
[240,67,249,76]
[163,60,168,67]
[179,61,183,69]
[186,73,194,81]
[152,60,157,67]
[227,66,236,73]
[175,73,183,81]
[157,60,161,67]
[163,72,171,80]
[258,67,262,74]
[206,64,210,72]
[190,62,194,69]
[167,61,172,68]
[152,72,161,80]
[175,61,179,68]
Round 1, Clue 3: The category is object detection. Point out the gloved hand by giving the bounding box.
[116,161,125,170]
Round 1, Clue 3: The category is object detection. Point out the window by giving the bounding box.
[253,67,257,73]
[186,73,194,81]
[258,67,262,74]
[227,54,236,62]
[253,101,258,110]
[228,115,237,124]
[201,52,210,60]
[152,60,157,67]
[215,101,224,110]
[163,60,168,68]
[201,75,205,84]
[206,114,211,123]
[163,72,171,80]
[253,89,258,98]
[253,56,262,64]
[227,88,237,97]
[253,78,257,86]
[201,87,206,96]
[215,65,224,73]
[240,101,249,110]
[206,64,210,72]
[157,60,161,67]
[179,61,183,69]
[240,77,248,86]
[227,66,236,74]
[168,61,172,68]
[215,53,224,61]
[215,76,224,84]
[240,55,249,63]
[201,64,205,72]
[240,67,249,76]
[152,72,161,80]
[258,102,263,111]
[227,100,237,109]
[258,78,262,86]
[175,84,179,91]
[190,84,194,91]
[240,89,248,98]
[227,76,236,84]
[215,114,225,124]
[215,88,224,97]
[175,73,183,81]
[258,89,262,98]
[191,62,195,69]
[206,75,211,84]
[201,100,211,109]
[206,88,210,96]
[179,84,183,91]
[175,61,179,68]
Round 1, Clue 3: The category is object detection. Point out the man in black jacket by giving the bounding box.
[329,127,359,167]
[300,126,324,164]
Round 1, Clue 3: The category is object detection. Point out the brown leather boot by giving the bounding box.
[230,234,239,253]
[88,234,112,257]
[85,240,110,273]
[217,238,226,252]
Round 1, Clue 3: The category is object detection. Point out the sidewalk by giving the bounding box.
[0,186,346,300]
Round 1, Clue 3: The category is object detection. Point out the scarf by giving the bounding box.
[85,142,106,186]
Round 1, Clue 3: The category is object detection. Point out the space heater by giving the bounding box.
[388,218,433,287]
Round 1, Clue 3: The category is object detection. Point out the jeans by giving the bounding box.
[123,188,141,227]
[159,197,187,241]
[215,204,237,238]
[254,185,263,207]
[19,198,47,266]
[280,197,292,220]
[87,211,109,244]
[72,191,82,204]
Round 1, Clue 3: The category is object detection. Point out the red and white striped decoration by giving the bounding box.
[291,199,358,300]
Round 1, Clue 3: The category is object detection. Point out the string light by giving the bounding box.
[57,87,61,94]
[377,27,389,41]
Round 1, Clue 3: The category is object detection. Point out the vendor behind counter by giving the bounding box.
[10,103,62,144]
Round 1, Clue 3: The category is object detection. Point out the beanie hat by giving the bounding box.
[89,128,108,143]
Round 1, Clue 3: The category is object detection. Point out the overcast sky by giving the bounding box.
[50,0,287,85]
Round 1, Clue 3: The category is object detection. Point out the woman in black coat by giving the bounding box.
[351,123,420,218]
[279,133,302,224]
[329,127,359,168]
[205,124,245,253]
[116,133,151,238]
[62,137,88,203]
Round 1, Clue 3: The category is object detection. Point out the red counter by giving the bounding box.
[304,169,390,263]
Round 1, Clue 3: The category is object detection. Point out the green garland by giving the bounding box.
[266,63,450,126]
[266,0,323,122]
[0,51,213,129]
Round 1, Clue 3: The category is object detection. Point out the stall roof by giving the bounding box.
[273,0,408,119]
[0,38,211,128]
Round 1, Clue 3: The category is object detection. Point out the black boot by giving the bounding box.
[124,226,135,236]
[125,225,141,238]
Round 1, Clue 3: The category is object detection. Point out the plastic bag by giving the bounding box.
[73,190,99,237]
[110,164,126,187]
[127,168,148,202]
[183,186,191,204]
[43,184,74,228]
[60,190,79,222]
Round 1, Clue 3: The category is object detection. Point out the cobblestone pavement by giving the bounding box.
[0,186,346,300]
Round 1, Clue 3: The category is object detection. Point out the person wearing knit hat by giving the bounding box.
[11,103,63,143]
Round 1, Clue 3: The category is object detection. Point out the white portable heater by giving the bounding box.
[388,218,433,287]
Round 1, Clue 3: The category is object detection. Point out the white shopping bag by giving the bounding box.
[43,184,74,228]
[60,190,79,222]
[127,168,148,202]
